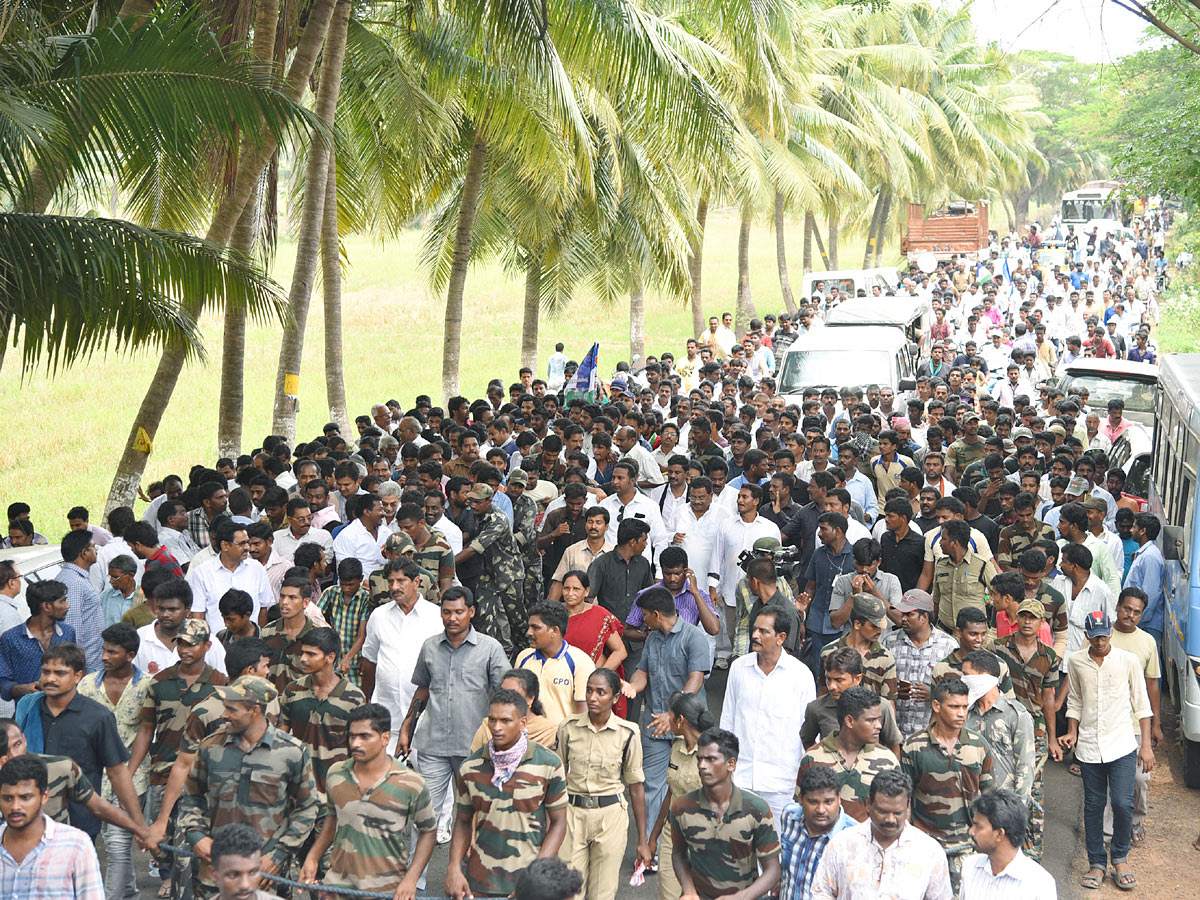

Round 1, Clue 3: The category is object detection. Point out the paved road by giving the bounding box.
[125,663,1091,899]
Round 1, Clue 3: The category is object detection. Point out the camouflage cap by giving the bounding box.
[752,536,782,552]
[466,483,494,501]
[176,618,211,645]
[1011,427,1034,441]
[851,592,887,627]
[507,469,530,487]
[963,412,981,425]
[1082,495,1107,513]
[1017,598,1047,618]
[215,675,278,708]
[384,531,416,555]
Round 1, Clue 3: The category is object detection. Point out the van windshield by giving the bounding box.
[779,350,892,393]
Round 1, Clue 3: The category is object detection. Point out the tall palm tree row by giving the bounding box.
[0,0,1046,509]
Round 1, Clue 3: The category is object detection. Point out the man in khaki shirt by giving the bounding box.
[547,509,614,602]
[932,519,998,632]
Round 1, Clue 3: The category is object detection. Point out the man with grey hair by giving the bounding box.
[397,416,429,448]
[378,480,404,533]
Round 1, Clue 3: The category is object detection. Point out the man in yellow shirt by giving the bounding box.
[516,602,596,724]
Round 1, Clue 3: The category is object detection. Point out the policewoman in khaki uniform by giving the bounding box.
[556,668,652,900]
[648,690,712,900]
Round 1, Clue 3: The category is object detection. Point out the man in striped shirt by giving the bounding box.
[0,754,103,900]
[779,764,856,900]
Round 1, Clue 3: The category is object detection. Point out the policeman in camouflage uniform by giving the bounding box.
[961,650,1035,801]
[456,484,526,656]
[178,675,319,896]
[669,727,781,900]
[900,677,996,895]
[17,751,145,837]
[369,532,438,610]
[448,688,568,899]
[993,598,1060,860]
[1018,548,1069,657]
[797,686,900,821]
[818,595,898,699]
[995,494,1057,570]
[945,413,987,484]
[307,703,438,899]
[931,606,1017,698]
[507,470,545,607]
[396,502,456,597]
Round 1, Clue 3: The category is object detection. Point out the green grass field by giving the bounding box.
[3,209,860,525]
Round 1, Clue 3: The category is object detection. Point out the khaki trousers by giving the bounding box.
[561,801,629,900]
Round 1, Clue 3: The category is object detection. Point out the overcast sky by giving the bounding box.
[955,0,1163,63]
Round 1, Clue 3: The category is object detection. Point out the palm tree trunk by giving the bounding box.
[630,281,645,362]
[688,192,709,337]
[803,212,813,273]
[828,216,839,270]
[734,207,755,339]
[441,126,489,401]
[873,191,892,268]
[774,191,796,314]
[323,151,350,435]
[105,0,338,515]
[809,212,831,270]
[863,193,883,269]
[216,201,258,457]
[521,256,541,371]
[270,0,351,442]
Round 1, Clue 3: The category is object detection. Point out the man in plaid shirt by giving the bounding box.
[779,764,856,900]
[881,589,957,739]
[0,755,103,899]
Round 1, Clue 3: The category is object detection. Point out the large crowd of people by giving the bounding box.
[0,212,1176,900]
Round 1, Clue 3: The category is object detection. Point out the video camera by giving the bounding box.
[736,544,804,582]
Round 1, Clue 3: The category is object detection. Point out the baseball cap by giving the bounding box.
[1011,427,1033,442]
[466,483,494,501]
[1082,495,1108,513]
[384,532,416,555]
[1066,476,1091,497]
[1017,598,1047,618]
[894,589,934,614]
[1083,610,1112,639]
[963,412,980,425]
[1048,423,1067,437]
[176,619,211,645]
[851,593,887,628]
[216,675,278,708]
[507,469,530,487]
[753,537,782,552]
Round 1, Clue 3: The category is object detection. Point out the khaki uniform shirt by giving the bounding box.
[556,713,644,800]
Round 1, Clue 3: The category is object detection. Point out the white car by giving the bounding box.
[0,544,64,610]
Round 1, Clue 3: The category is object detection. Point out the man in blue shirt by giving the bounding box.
[0,581,76,704]
[779,764,856,900]
[800,512,856,674]
[54,531,105,672]
[1124,513,1165,644]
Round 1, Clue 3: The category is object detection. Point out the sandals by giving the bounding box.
[1069,762,1082,777]
[1131,826,1146,846]
[156,882,172,900]
[1113,870,1137,891]
[1080,868,1105,890]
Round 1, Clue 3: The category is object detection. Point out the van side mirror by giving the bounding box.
[1162,525,1184,562]
[898,379,917,392]
[907,343,920,356]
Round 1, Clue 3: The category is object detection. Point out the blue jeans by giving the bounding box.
[1080,750,1137,868]
[641,735,673,838]
[415,752,467,886]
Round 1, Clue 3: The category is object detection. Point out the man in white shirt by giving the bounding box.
[332,492,388,576]
[720,605,814,824]
[960,788,1056,900]
[359,559,443,755]
[1059,610,1153,892]
[672,477,730,589]
[711,484,781,665]
[650,456,691,530]
[272,497,334,563]
[614,426,666,489]
[89,509,145,591]
[155,501,200,567]
[598,460,668,566]
[134,582,226,675]
[185,518,275,633]
[813,768,952,900]
[1056,542,1117,672]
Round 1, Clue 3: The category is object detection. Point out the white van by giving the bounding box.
[776,326,919,400]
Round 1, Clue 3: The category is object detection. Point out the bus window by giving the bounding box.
[1180,475,1194,569]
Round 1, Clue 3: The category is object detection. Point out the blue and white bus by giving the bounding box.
[1151,353,1200,786]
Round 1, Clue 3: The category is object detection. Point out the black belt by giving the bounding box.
[569,793,623,809]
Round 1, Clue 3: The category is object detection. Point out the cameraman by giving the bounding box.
[734,547,805,660]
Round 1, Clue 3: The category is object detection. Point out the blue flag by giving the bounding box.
[565,342,599,403]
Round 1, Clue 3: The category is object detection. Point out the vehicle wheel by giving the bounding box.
[1185,738,1200,790]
